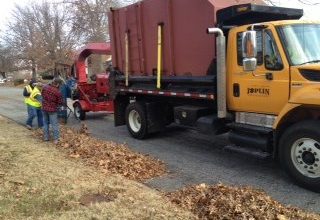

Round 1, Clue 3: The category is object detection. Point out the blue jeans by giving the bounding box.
[26,105,43,128]
[43,111,59,141]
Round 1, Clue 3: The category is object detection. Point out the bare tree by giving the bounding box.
[30,1,78,70]
[3,5,42,78]
[2,1,77,78]
[0,44,15,73]
[64,0,121,43]
[0,0,141,77]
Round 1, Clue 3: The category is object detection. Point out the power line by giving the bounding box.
[298,0,320,5]
[266,0,320,5]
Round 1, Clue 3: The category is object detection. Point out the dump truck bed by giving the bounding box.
[108,0,264,78]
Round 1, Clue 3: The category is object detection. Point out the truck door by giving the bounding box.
[228,28,289,115]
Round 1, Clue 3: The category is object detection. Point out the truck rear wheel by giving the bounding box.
[125,102,148,139]
[279,120,320,192]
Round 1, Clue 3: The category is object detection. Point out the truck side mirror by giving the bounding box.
[242,31,257,72]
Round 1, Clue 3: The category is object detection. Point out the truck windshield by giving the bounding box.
[278,24,320,66]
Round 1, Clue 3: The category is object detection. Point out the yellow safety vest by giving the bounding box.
[26,86,41,108]
[24,85,33,104]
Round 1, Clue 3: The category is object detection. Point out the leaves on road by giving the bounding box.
[166,183,320,220]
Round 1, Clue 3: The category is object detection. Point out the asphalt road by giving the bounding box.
[0,86,319,213]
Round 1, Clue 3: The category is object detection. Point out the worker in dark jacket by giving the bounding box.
[41,77,63,144]
[23,79,35,99]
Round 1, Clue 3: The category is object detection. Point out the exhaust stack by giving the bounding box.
[207,28,227,119]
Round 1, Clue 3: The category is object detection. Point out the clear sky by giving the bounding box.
[0,0,319,31]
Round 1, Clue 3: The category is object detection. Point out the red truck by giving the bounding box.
[108,0,320,192]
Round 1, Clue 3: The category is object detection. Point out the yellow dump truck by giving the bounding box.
[109,1,320,191]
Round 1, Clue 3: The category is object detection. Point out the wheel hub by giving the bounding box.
[291,138,320,178]
[128,110,141,133]
[75,106,80,117]
[302,151,315,165]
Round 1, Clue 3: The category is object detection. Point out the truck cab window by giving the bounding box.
[264,30,283,70]
[237,31,263,66]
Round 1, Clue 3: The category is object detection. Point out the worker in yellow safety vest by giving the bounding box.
[24,79,43,129]
[23,79,35,129]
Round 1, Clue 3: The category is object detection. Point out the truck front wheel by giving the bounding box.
[125,102,148,139]
[279,120,320,192]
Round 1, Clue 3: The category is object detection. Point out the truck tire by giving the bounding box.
[125,102,148,139]
[74,102,86,120]
[279,120,320,192]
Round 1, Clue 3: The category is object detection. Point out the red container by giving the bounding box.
[109,0,263,77]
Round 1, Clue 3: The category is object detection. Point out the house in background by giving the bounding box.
[8,69,32,80]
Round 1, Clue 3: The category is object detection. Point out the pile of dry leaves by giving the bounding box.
[34,124,166,181]
[166,183,320,220]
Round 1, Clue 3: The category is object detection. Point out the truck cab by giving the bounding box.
[228,21,320,116]
[226,20,320,191]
